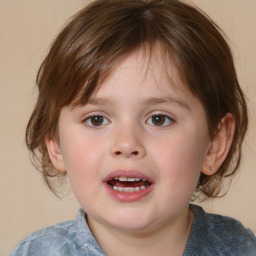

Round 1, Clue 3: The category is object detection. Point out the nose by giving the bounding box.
[110,125,146,159]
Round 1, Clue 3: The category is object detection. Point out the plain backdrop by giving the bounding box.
[1,0,256,255]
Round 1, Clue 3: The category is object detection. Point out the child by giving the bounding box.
[10,0,256,255]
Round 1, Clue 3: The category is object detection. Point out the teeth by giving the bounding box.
[111,185,148,192]
[124,187,134,192]
[127,178,136,181]
[114,177,143,182]
[109,176,150,192]
[119,177,128,181]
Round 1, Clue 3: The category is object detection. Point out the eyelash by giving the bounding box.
[82,115,110,127]
[146,114,175,127]
[82,113,175,128]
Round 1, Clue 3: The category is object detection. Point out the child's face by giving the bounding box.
[49,48,212,233]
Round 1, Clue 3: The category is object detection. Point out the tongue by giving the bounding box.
[110,180,146,188]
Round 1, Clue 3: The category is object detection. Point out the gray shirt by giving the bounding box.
[9,205,256,255]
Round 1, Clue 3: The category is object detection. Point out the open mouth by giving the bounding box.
[107,177,152,193]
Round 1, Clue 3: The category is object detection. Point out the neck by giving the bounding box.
[87,206,193,256]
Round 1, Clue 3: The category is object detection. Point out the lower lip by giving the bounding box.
[104,183,154,202]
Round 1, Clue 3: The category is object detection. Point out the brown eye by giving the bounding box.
[84,115,109,127]
[147,114,174,127]
[91,116,103,126]
[152,115,165,126]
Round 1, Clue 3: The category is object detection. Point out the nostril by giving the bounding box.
[114,150,139,156]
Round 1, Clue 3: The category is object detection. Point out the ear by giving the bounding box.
[202,113,235,175]
[45,135,66,172]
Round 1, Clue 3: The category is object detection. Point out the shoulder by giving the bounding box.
[9,220,76,256]
[9,208,105,256]
[187,204,256,255]
[205,209,256,250]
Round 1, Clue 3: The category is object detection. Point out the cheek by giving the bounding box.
[155,148,201,211]
[62,143,102,210]
[60,135,104,189]
[155,131,206,170]
[153,130,207,194]
[61,130,103,169]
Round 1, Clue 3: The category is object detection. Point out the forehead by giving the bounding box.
[82,46,206,119]
[92,45,187,98]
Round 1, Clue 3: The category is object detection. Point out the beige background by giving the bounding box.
[0,0,255,255]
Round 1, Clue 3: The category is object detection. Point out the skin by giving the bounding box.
[46,47,234,255]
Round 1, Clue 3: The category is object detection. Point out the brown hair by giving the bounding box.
[26,0,248,199]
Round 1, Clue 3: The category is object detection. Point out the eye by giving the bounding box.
[146,114,174,127]
[83,115,110,127]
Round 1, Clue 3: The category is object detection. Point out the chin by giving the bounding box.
[102,209,158,232]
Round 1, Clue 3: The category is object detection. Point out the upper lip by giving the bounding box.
[103,169,154,183]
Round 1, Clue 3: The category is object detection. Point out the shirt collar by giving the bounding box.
[68,205,204,255]
[68,208,105,255]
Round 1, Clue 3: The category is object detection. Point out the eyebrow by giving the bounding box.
[87,97,113,105]
[87,96,190,110]
[139,96,190,110]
